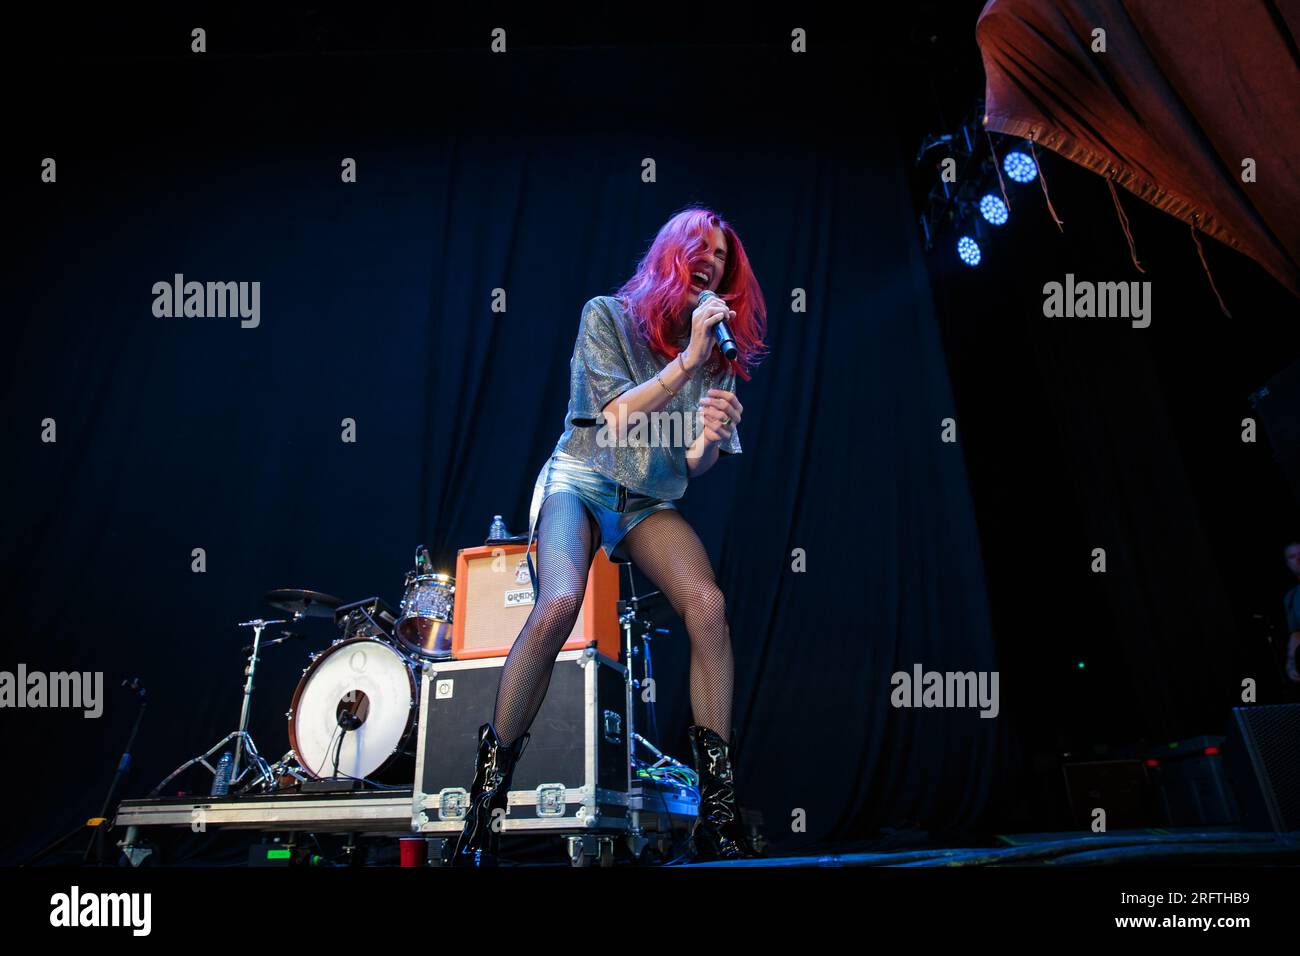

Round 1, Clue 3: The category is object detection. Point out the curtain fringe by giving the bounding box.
[1029,139,1064,232]
[985,128,1012,211]
[1105,175,1145,273]
[1189,215,1232,318]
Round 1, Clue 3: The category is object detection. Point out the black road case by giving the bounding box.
[412,647,631,856]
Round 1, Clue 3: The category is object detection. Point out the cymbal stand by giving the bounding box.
[149,618,283,797]
[618,563,677,859]
[619,564,670,748]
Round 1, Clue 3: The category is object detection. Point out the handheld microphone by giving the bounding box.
[697,290,738,360]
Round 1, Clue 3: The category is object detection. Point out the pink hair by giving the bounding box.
[615,206,768,381]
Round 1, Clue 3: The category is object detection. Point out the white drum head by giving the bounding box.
[290,639,414,780]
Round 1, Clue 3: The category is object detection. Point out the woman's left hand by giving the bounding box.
[698,388,742,444]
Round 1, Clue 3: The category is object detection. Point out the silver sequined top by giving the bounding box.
[553,295,741,501]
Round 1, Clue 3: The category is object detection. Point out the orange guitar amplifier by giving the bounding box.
[451,543,621,661]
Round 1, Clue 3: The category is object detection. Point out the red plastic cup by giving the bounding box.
[399,837,425,867]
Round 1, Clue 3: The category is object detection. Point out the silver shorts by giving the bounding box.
[525,449,676,600]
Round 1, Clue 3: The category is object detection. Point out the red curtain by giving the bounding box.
[977,0,1300,298]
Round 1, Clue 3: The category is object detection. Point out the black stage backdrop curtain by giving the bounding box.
[1,19,1005,863]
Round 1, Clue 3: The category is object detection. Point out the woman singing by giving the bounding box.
[451,206,768,866]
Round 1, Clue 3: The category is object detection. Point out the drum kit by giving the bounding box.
[152,546,461,797]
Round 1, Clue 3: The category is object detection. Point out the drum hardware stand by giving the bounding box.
[619,564,671,751]
[334,597,397,643]
[149,618,285,797]
[632,732,690,770]
[237,750,309,796]
[616,562,674,861]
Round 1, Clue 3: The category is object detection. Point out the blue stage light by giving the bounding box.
[956,236,981,266]
[1003,150,1037,183]
[979,193,1009,225]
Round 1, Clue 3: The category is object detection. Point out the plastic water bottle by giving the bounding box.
[212,751,233,796]
[487,514,509,542]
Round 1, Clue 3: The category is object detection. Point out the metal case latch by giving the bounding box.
[536,783,568,817]
[602,709,624,744]
[438,787,469,821]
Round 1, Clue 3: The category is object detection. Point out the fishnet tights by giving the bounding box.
[491,492,599,747]
[618,509,734,743]
[491,497,734,747]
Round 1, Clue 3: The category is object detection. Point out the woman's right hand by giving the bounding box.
[682,295,735,373]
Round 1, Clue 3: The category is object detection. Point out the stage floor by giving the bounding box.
[681,827,1300,867]
[109,788,1300,867]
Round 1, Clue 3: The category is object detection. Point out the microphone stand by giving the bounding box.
[299,711,363,793]
[22,679,149,866]
[84,679,149,864]
[333,724,349,780]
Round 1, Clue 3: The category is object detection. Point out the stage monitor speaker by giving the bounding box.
[1061,759,1163,830]
[451,543,620,661]
[1142,736,1238,827]
[1221,703,1300,832]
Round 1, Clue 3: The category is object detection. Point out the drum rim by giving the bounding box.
[286,635,419,781]
[403,573,455,588]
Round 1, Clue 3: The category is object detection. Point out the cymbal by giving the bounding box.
[264,588,344,619]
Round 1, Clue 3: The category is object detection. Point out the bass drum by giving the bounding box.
[287,637,419,784]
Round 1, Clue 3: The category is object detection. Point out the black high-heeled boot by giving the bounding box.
[687,724,761,861]
[449,721,530,867]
